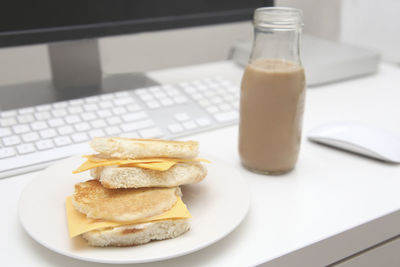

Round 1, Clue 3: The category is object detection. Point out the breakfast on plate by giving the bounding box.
[66,137,208,247]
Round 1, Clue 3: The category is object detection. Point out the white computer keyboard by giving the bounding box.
[0,76,240,178]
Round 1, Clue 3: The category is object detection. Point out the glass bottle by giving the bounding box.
[238,7,306,175]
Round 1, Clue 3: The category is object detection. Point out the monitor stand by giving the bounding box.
[0,39,159,111]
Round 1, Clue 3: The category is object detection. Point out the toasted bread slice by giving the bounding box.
[82,219,190,247]
[90,137,199,159]
[91,162,207,189]
[72,180,181,222]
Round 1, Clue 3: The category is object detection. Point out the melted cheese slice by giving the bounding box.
[72,155,210,173]
[66,196,191,238]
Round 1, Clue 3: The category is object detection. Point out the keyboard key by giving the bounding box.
[97,110,112,118]
[107,116,122,125]
[160,98,174,106]
[85,96,100,103]
[0,128,12,137]
[53,102,68,109]
[140,94,154,102]
[223,95,235,102]
[174,96,188,104]
[199,99,211,107]
[35,140,54,151]
[71,133,89,143]
[88,129,105,138]
[35,111,51,121]
[166,88,180,97]
[54,136,72,147]
[121,119,154,132]
[115,91,130,98]
[139,127,163,138]
[48,118,64,127]
[191,92,203,100]
[36,104,51,111]
[1,110,17,118]
[211,96,223,104]
[52,109,67,117]
[12,124,30,134]
[18,114,35,124]
[147,101,160,109]
[154,92,167,99]
[134,88,148,95]
[112,106,127,115]
[214,111,239,122]
[81,112,97,121]
[105,126,121,135]
[122,112,147,122]
[206,106,219,114]
[3,136,21,146]
[0,118,17,127]
[84,103,98,111]
[196,117,211,127]
[57,125,74,135]
[65,115,81,124]
[168,123,184,133]
[68,106,84,114]
[0,147,16,158]
[216,88,228,95]
[174,113,190,122]
[227,86,238,93]
[204,91,216,98]
[219,103,231,111]
[39,129,57,139]
[19,107,34,114]
[17,144,36,155]
[69,99,84,106]
[184,87,196,94]
[100,94,114,100]
[114,97,134,106]
[22,132,40,142]
[99,101,113,109]
[91,119,107,128]
[126,104,142,112]
[74,122,90,132]
[31,121,48,131]
[182,120,197,130]
[196,85,208,92]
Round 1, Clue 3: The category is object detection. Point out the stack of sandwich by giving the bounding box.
[66,137,208,247]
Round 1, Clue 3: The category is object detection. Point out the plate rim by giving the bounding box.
[18,154,250,264]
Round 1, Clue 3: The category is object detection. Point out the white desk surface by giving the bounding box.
[1,61,399,267]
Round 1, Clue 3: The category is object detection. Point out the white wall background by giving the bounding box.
[277,0,400,63]
[341,0,400,63]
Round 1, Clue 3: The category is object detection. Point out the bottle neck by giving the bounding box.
[249,27,302,66]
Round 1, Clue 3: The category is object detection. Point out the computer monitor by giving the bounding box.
[0,0,273,110]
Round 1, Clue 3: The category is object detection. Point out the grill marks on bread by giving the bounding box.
[72,180,180,222]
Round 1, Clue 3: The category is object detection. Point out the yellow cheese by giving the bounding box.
[73,155,210,173]
[65,196,191,238]
[122,161,177,171]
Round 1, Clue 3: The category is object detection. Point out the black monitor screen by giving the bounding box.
[0,0,273,47]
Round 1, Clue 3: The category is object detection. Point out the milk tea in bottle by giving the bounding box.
[239,8,305,174]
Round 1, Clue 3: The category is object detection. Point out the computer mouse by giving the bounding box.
[307,122,400,163]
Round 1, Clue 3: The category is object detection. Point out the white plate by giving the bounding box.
[19,155,249,264]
